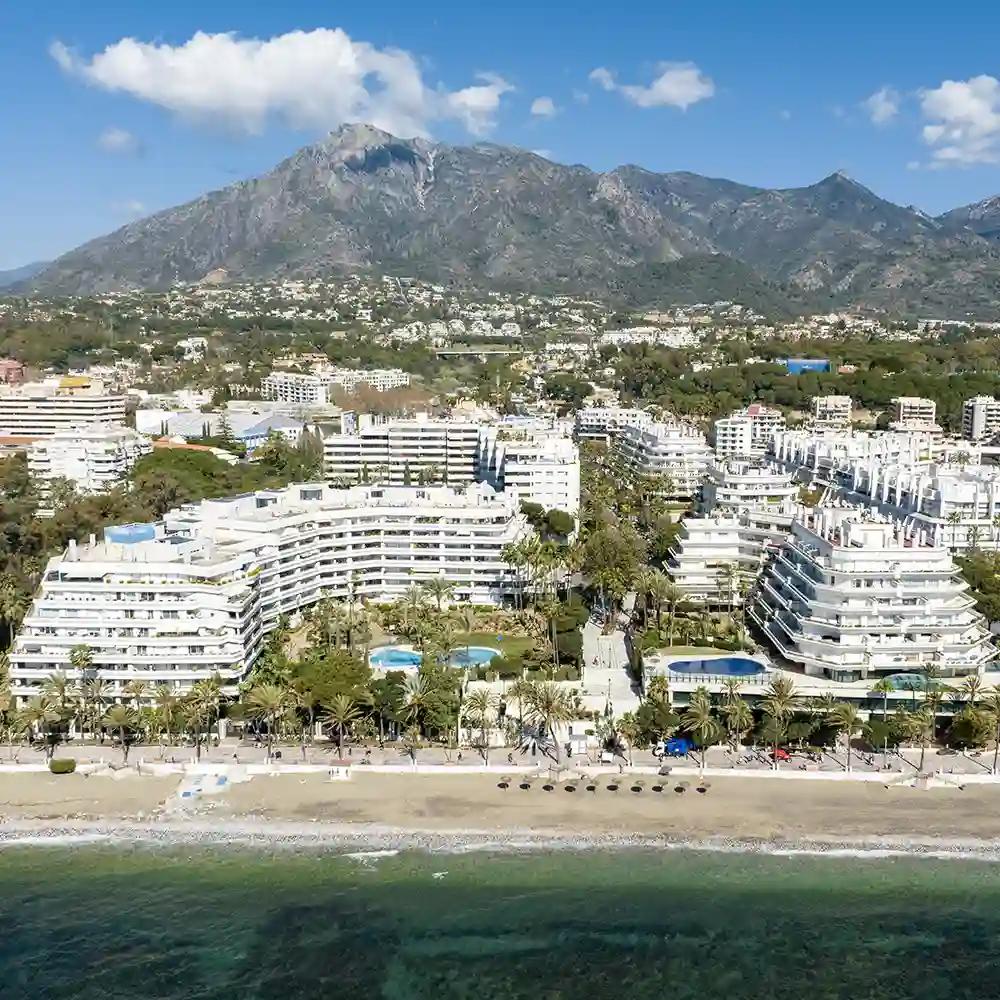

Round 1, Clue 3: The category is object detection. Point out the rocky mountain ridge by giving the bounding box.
[18,124,1000,315]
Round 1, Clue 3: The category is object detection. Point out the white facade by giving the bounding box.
[9,482,530,705]
[893,396,937,424]
[0,378,127,436]
[699,459,799,515]
[261,368,410,406]
[27,425,152,497]
[750,509,992,683]
[478,428,580,518]
[614,421,713,496]
[811,395,853,428]
[323,413,481,486]
[713,405,786,458]
[574,406,652,442]
[963,396,1000,441]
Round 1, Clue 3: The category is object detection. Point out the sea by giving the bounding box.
[1,839,998,999]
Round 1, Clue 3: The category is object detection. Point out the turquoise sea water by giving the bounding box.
[1,844,998,1000]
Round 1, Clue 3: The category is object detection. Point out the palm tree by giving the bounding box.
[910,706,935,773]
[463,688,498,763]
[720,699,753,752]
[501,542,526,610]
[643,569,673,632]
[402,672,432,731]
[322,693,362,758]
[681,688,722,772]
[960,674,985,707]
[123,679,149,716]
[184,677,222,761]
[761,676,797,768]
[870,676,895,767]
[525,681,576,762]
[102,705,137,764]
[81,677,111,742]
[831,702,862,771]
[992,513,1000,552]
[945,509,962,551]
[243,684,290,762]
[661,582,685,646]
[422,577,455,613]
[984,687,1000,775]
[41,671,77,735]
[396,586,428,638]
[154,685,178,756]
[310,597,346,652]
[21,695,62,760]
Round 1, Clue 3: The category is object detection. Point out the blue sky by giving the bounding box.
[3,0,1000,269]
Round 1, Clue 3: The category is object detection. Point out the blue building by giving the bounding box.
[781,358,831,375]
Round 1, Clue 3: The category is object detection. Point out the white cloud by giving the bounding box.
[906,160,921,171]
[111,199,146,216]
[589,62,714,111]
[572,88,590,105]
[779,109,791,121]
[51,30,513,138]
[530,96,558,117]
[919,75,1000,166]
[97,126,140,154]
[589,67,616,92]
[861,85,900,125]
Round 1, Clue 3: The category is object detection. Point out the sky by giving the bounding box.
[3,0,1000,270]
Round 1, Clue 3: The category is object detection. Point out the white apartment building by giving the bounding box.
[844,459,1000,551]
[713,405,786,458]
[27,425,151,499]
[477,428,580,518]
[324,413,481,487]
[614,422,713,497]
[0,377,127,436]
[811,395,853,428]
[893,396,937,425]
[574,406,652,443]
[9,482,530,705]
[699,459,799,515]
[668,461,800,604]
[962,396,1000,441]
[750,509,992,683]
[261,368,410,406]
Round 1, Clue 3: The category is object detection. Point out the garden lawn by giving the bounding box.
[455,632,535,658]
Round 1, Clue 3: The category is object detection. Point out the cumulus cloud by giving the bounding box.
[862,85,900,125]
[97,126,140,154]
[589,62,714,110]
[919,75,1000,166]
[50,29,513,138]
[530,96,558,117]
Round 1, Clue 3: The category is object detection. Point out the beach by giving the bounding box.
[4,769,1000,845]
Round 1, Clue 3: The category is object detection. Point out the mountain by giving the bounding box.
[0,261,48,290]
[940,196,1000,242]
[20,125,1000,315]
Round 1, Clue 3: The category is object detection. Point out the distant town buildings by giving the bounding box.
[811,395,853,429]
[962,395,1000,441]
[261,368,411,406]
[0,377,126,436]
[713,404,786,458]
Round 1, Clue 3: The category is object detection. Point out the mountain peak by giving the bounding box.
[322,123,404,149]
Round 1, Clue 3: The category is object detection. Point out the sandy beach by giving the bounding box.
[3,770,1000,845]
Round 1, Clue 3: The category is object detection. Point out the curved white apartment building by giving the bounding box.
[614,421,713,497]
[669,461,800,604]
[9,482,530,705]
[750,509,992,683]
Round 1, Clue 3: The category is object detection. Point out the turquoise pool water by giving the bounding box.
[369,645,499,669]
[667,656,765,676]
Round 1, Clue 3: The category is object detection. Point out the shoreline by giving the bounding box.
[3,817,1000,861]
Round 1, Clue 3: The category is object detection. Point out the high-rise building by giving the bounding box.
[9,482,530,706]
[614,421,713,496]
[713,405,786,458]
[811,395,853,429]
[962,396,1000,441]
[478,427,580,517]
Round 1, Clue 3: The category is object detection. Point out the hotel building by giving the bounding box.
[713,405,786,458]
[0,377,127,436]
[573,406,652,443]
[750,509,992,683]
[9,482,530,705]
[962,395,1000,442]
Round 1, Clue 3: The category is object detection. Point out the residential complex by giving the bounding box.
[811,394,853,429]
[8,482,530,705]
[27,425,151,499]
[477,426,580,517]
[749,509,991,683]
[261,368,410,406]
[323,413,481,487]
[892,396,937,425]
[962,395,1000,441]
[0,377,127,436]
[573,406,652,443]
[713,404,786,458]
[613,421,713,496]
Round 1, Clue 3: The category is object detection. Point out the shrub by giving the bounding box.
[49,758,77,775]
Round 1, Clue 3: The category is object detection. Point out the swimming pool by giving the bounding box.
[369,645,500,670]
[667,656,766,677]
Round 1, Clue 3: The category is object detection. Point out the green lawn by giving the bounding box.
[455,632,535,657]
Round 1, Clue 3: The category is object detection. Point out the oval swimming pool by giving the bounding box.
[667,656,765,677]
[369,645,500,670]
